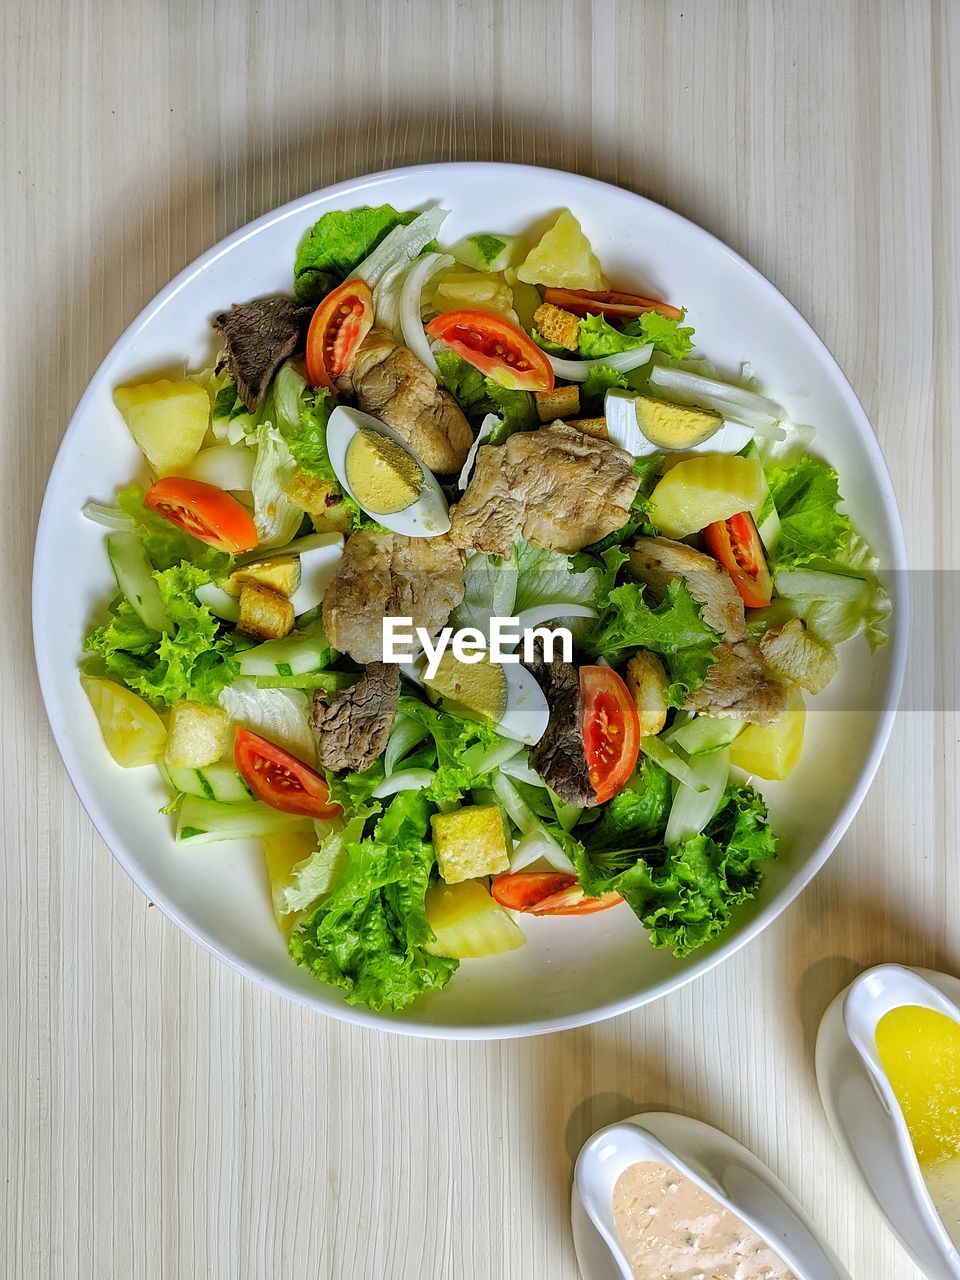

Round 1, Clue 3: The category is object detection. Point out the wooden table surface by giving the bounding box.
[4,1,958,1276]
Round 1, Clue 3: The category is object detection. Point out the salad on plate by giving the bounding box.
[79,203,891,1014]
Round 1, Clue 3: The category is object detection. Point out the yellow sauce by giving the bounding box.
[345,428,423,514]
[876,1004,960,1246]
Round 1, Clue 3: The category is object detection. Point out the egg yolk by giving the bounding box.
[345,428,423,514]
[876,1005,960,1166]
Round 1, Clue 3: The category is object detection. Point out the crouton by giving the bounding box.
[567,417,609,440]
[759,617,838,694]
[625,651,669,737]
[284,471,355,534]
[164,701,231,769]
[237,581,295,641]
[533,302,581,352]
[430,806,510,885]
[534,384,581,423]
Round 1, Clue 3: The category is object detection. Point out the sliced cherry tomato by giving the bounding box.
[144,477,258,553]
[529,886,623,916]
[542,287,683,322]
[425,310,554,392]
[305,278,374,391]
[579,665,641,805]
[491,871,576,912]
[234,727,342,819]
[490,872,621,916]
[703,511,773,608]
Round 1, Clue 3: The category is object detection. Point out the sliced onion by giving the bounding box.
[498,756,547,788]
[82,501,134,529]
[508,829,577,875]
[399,252,455,373]
[183,443,256,491]
[458,411,500,489]
[384,715,429,776]
[372,768,437,799]
[544,343,653,383]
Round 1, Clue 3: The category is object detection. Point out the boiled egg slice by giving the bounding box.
[326,405,451,536]
[422,650,549,746]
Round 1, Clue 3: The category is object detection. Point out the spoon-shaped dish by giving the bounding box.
[573,1110,851,1280]
[816,964,960,1280]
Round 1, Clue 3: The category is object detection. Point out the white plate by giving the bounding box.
[33,162,908,1039]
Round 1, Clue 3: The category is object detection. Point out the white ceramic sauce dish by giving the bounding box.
[573,1111,851,1280]
[816,964,960,1280]
[33,162,908,1036]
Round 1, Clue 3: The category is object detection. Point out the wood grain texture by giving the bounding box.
[3,1,957,1276]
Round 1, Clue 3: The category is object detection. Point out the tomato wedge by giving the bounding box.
[703,511,773,608]
[305,278,374,391]
[529,886,623,916]
[542,288,683,322]
[144,477,258,553]
[579,666,641,805]
[425,310,554,392]
[491,872,575,911]
[490,872,621,916]
[234,727,342,819]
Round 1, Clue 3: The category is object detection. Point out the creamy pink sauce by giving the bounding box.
[612,1160,798,1280]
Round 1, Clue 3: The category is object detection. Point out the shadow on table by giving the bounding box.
[779,872,960,1083]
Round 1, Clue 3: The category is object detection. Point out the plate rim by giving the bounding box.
[32,160,910,1040]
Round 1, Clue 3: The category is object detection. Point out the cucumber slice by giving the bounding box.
[161,760,253,802]
[236,619,335,677]
[450,233,523,273]
[255,670,357,692]
[176,795,306,845]
[195,582,241,622]
[665,716,744,756]
[234,531,343,567]
[106,532,172,632]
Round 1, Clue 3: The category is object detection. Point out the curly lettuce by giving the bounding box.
[293,205,418,304]
[289,791,457,1011]
[435,350,536,442]
[574,776,778,957]
[765,455,853,568]
[84,562,241,706]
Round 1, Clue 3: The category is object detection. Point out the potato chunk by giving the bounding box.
[625,651,669,737]
[113,379,210,475]
[648,454,766,538]
[424,880,524,958]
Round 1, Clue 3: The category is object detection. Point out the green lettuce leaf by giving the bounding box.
[280,807,376,916]
[289,791,457,1011]
[621,310,695,360]
[435,351,536,441]
[285,394,363,527]
[84,562,241,706]
[293,205,418,304]
[581,363,628,412]
[116,485,231,576]
[587,577,722,705]
[578,314,651,359]
[575,784,777,957]
[765,455,853,568]
[396,695,503,806]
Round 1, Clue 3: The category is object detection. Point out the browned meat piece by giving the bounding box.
[526,653,597,808]
[628,536,747,641]
[450,421,640,556]
[759,617,838,694]
[311,662,400,773]
[322,529,466,664]
[345,328,473,474]
[684,641,787,724]
[214,296,312,411]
